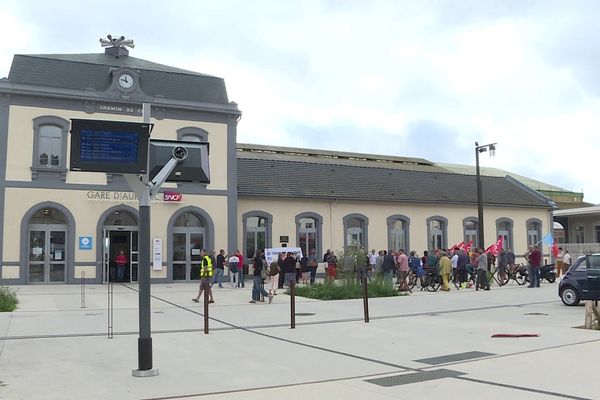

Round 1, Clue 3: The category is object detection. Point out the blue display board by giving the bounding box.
[70,119,152,174]
[79,236,93,250]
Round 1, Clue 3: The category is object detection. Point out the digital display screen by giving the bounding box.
[80,130,139,164]
[70,119,151,174]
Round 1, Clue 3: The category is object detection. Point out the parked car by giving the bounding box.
[558,254,600,306]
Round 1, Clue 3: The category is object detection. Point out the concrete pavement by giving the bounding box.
[0,280,598,399]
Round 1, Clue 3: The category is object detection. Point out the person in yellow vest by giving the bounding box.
[192,249,215,304]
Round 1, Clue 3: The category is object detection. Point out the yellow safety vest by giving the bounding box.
[200,255,213,277]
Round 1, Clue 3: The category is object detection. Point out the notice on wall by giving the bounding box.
[153,238,163,270]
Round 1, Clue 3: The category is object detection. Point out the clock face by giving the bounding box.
[118,73,134,89]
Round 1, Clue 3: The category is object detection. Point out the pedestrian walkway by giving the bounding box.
[0,282,597,399]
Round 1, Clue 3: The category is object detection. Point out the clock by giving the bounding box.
[118,73,134,89]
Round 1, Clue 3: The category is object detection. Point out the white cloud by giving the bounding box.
[1,0,600,203]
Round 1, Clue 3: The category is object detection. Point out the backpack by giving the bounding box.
[229,260,238,273]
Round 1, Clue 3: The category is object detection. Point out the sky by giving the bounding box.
[1,0,599,203]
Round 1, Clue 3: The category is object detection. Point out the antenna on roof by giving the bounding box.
[99,35,135,58]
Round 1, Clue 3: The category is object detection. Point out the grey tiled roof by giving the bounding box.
[236,156,553,208]
[7,53,229,104]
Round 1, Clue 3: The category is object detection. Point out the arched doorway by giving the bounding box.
[101,209,139,283]
[27,207,68,283]
[172,212,206,281]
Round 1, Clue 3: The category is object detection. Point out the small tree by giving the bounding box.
[336,246,368,281]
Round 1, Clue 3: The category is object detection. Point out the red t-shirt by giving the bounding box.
[116,254,127,266]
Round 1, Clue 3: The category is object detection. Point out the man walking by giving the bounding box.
[396,249,410,291]
[382,250,396,283]
[193,249,215,303]
[476,248,490,291]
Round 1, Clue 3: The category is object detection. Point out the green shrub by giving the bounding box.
[0,287,18,312]
[288,279,402,300]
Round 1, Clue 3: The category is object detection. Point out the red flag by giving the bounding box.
[450,241,464,251]
[551,244,559,258]
[485,237,503,256]
[462,241,473,252]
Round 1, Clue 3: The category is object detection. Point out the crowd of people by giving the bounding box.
[191,243,571,304]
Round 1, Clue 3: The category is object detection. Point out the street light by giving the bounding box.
[475,142,497,250]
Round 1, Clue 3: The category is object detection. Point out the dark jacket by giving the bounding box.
[382,254,396,272]
[283,256,296,274]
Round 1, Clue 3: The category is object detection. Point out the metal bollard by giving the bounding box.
[290,280,296,329]
[80,271,86,308]
[203,281,209,335]
[362,277,369,323]
[107,282,114,339]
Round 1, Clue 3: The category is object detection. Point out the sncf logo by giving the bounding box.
[164,192,183,202]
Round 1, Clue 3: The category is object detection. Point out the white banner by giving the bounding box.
[264,247,303,264]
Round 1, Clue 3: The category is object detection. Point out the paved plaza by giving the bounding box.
[0,280,598,399]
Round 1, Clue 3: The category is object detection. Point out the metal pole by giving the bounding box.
[108,282,113,339]
[135,192,155,373]
[475,143,484,249]
[362,277,369,323]
[290,280,296,329]
[80,271,86,308]
[204,280,209,334]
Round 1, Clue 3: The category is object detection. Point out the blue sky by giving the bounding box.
[2,0,599,203]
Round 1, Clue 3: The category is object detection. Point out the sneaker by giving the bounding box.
[268,295,273,304]
[192,298,199,303]
[249,300,256,303]
[208,300,215,303]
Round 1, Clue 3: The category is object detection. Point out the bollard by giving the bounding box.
[290,280,296,329]
[204,280,209,334]
[362,277,369,323]
[107,282,114,339]
[80,271,86,308]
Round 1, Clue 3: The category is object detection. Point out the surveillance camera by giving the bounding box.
[172,146,188,161]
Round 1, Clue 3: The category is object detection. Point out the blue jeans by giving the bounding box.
[214,268,224,287]
[238,269,245,287]
[528,265,540,287]
[116,265,125,281]
[252,276,269,300]
[383,269,394,282]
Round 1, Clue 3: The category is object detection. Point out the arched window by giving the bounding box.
[526,219,542,247]
[496,218,514,251]
[31,116,69,180]
[177,127,209,142]
[387,215,410,251]
[296,212,322,258]
[427,216,448,251]
[343,214,369,249]
[463,217,479,248]
[243,211,272,260]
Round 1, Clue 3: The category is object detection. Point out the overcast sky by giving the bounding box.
[2,0,599,204]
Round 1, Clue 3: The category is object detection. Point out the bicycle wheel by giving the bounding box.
[496,272,509,286]
[515,267,527,285]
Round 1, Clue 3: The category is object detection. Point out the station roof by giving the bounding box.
[236,144,554,208]
[5,52,229,104]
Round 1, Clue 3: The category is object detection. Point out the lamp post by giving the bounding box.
[475,142,497,250]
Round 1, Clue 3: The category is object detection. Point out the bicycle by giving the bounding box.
[505,263,528,285]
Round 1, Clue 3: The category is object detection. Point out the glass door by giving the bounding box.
[28,224,67,283]
[172,229,205,281]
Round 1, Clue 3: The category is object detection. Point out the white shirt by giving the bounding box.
[451,254,459,269]
[562,253,571,265]
[368,253,378,265]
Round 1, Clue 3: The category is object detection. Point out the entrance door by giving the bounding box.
[172,229,205,281]
[102,227,138,283]
[28,224,67,283]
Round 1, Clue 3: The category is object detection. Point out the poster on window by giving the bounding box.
[153,238,163,270]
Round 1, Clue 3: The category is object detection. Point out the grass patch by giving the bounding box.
[288,279,403,300]
[0,287,18,312]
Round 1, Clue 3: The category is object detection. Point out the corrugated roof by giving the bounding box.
[6,53,229,104]
[236,157,553,208]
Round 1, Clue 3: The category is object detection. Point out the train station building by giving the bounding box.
[0,41,558,284]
